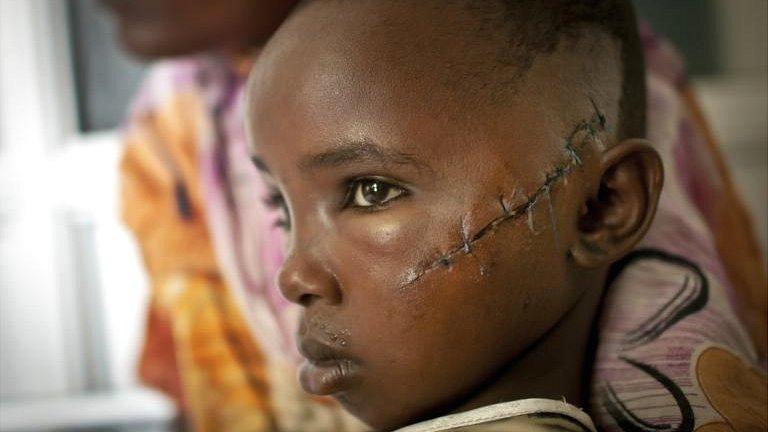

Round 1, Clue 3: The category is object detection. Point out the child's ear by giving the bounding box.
[570,139,664,268]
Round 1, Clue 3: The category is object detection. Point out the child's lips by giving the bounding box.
[298,338,361,395]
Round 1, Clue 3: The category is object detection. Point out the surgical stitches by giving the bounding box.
[401,101,608,287]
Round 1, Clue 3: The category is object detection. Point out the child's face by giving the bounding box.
[247,3,619,429]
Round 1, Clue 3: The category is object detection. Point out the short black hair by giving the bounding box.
[295,0,646,140]
[475,0,646,140]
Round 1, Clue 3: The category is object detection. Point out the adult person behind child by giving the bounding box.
[110,0,767,430]
[104,0,364,430]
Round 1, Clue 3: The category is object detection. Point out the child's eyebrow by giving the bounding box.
[298,139,432,173]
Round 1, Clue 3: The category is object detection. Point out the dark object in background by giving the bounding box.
[633,0,721,76]
[68,0,145,132]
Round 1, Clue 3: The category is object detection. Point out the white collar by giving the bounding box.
[395,398,596,432]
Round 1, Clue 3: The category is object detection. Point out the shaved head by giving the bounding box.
[464,0,645,139]
[287,0,645,140]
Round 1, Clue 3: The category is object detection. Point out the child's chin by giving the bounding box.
[334,392,427,432]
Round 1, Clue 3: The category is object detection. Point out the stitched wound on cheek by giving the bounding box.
[400,102,607,287]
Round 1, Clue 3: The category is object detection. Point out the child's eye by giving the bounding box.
[263,189,291,230]
[347,178,407,208]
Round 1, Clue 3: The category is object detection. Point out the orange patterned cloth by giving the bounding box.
[120,58,362,431]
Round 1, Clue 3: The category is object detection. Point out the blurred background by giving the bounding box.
[0,1,765,431]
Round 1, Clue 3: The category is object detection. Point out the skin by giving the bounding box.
[246,1,663,430]
[99,0,299,58]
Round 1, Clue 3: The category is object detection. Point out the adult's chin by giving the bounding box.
[113,23,201,59]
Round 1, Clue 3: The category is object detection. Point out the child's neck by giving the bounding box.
[451,268,608,413]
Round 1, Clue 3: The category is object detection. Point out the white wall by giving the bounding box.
[0,1,172,429]
[0,0,72,398]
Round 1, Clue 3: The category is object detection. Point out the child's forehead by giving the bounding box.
[249,69,567,190]
[247,0,621,164]
[250,62,582,170]
[249,2,508,112]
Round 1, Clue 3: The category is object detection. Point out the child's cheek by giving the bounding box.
[365,217,408,248]
[336,204,461,285]
[341,207,436,258]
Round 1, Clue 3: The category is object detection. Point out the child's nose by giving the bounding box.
[277,248,342,307]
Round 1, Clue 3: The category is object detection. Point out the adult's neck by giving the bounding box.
[452,268,608,413]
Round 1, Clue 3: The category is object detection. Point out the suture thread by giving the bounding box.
[401,102,607,287]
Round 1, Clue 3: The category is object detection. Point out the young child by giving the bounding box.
[245,0,662,430]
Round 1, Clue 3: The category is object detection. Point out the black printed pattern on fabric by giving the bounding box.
[600,248,709,432]
[616,249,709,349]
[603,357,694,432]
[527,412,595,432]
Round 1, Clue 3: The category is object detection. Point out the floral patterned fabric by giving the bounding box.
[589,24,766,432]
[120,57,363,431]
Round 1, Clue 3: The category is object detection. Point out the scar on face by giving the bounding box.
[309,315,352,348]
[401,100,607,287]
